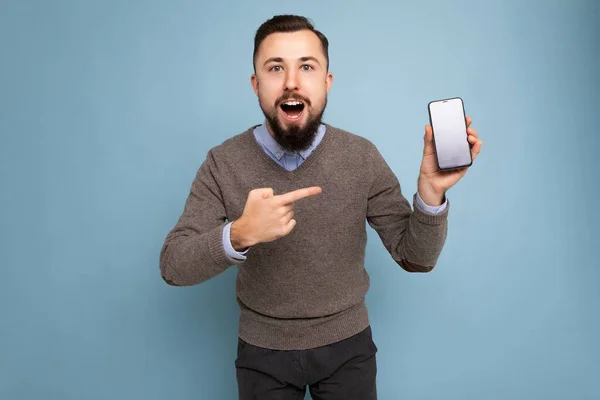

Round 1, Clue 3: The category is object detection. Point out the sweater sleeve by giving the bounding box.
[365,145,449,272]
[159,150,233,286]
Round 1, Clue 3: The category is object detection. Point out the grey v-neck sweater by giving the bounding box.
[160,124,449,350]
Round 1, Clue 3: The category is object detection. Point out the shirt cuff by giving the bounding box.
[222,222,248,264]
[415,192,448,215]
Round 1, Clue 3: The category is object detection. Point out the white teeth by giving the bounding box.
[281,100,303,120]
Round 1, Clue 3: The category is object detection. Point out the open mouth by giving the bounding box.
[280,100,305,121]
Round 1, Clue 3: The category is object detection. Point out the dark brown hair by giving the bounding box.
[253,15,330,72]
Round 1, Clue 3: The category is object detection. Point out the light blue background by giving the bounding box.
[1,1,598,399]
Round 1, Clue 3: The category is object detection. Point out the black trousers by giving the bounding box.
[235,325,378,400]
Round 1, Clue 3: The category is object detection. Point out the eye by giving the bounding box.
[301,64,313,71]
[269,65,282,72]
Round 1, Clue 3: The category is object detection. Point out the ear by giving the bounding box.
[250,74,259,96]
[325,71,334,94]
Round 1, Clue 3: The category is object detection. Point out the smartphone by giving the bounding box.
[427,97,472,171]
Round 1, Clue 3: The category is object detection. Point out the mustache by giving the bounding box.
[276,93,311,107]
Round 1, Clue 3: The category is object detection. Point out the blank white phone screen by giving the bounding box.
[429,98,471,169]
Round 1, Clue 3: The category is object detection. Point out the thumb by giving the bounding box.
[253,188,274,199]
[423,124,435,155]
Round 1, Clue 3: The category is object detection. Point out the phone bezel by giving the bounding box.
[427,97,473,171]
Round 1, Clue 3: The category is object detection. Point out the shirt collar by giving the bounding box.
[253,121,326,160]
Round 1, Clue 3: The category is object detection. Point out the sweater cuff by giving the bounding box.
[207,223,232,268]
[412,193,449,225]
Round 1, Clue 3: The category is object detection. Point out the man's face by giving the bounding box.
[251,30,333,152]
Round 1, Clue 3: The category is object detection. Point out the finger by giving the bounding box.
[467,127,478,138]
[423,124,435,155]
[282,209,294,222]
[465,116,472,127]
[282,218,297,236]
[276,186,322,205]
[279,204,294,215]
[471,139,482,161]
[467,135,477,144]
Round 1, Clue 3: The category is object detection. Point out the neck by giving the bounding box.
[265,120,276,139]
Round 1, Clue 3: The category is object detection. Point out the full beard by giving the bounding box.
[260,96,327,152]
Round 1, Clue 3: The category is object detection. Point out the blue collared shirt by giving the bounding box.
[222,122,448,263]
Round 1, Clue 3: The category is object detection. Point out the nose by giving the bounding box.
[283,69,299,91]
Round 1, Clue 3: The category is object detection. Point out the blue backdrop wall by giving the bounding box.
[1,1,598,399]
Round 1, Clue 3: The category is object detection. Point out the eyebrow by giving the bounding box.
[263,56,321,66]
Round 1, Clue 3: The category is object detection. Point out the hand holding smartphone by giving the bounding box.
[427,97,472,171]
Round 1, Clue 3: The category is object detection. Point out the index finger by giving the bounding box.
[275,186,322,204]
